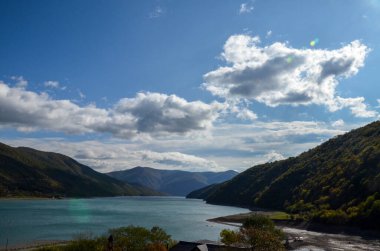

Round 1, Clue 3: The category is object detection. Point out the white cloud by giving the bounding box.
[11,76,28,88]
[1,139,220,172]
[334,97,378,118]
[0,82,223,139]
[140,151,219,170]
[227,101,258,121]
[236,107,258,121]
[260,151,285,163]
[115,92,224,135]
[331,119,345,127]
[203,34,377,118]
[2,119,358,172]
[239,2,254,14]
[44,80,66,90]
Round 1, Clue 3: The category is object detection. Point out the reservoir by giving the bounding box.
[0,196,249,247]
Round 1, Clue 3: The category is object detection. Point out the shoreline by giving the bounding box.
[207,211,380,239]
[208,212,380,251]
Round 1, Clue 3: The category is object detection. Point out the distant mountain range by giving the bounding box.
[188,121,380,229]
[0,142,160,197]
[107,166,238,196]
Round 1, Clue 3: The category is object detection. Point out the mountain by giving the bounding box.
[107,167,238,196]
[188,121,380,229]
[0,142,161,197]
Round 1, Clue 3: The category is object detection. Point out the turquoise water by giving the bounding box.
[0,196,249,246]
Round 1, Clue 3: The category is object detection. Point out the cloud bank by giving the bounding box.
[0,82,223,138]
[2,119,350,172]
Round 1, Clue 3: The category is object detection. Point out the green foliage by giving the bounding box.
[242,214,275,230]
[268,211,290,220]
[109,225,173,251]
[220,215,285,251]
[0,142,160,197]
[220,229,241,246]
[189,121,380,230]
[36,225,174,251]
[36,234,106,251]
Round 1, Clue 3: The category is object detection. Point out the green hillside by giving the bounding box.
[0,142,161,197]
[188,121,380,229]
[107,166,238,196]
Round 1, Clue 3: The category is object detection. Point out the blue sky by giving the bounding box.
[0,0,379,172]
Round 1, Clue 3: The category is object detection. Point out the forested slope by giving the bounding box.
[188,121,380,229]
[0,142,161,197]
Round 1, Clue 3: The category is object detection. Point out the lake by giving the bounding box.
[0,196,249,247]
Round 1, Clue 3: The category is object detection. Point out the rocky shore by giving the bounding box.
[208,212,380,251]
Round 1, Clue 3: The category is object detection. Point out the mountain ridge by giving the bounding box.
[0,142,160,197]
[107,166,238,196]
[188,121,380,229]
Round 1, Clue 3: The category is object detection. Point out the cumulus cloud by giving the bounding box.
[239,2,254,14]
[203,34,377,118]
[115,92,224,134]
[0,82,223,138]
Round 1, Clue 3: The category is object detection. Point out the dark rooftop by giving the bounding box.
[169,241,249,251]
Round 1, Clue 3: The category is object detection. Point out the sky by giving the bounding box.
[0,0,379,172]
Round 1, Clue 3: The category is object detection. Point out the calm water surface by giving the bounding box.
[0,196,249,246]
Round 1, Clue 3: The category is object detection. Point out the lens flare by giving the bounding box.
[310,38,319,47]
[68,199,91,223]
[286,56,293,63]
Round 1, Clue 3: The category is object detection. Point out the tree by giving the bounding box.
[220,215,285,251]
[108,225,173,251]
[220,229,242,246]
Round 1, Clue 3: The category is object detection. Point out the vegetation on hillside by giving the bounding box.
[220,215,285,251]
[36,225,176,251]
[0,142,161,197]
[188,121,380,229]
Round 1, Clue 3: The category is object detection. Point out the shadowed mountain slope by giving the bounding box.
[188,121,380,229]
[0,142,160,197]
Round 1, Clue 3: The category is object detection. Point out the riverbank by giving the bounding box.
[0,240,69,251]
[209,211,380,251]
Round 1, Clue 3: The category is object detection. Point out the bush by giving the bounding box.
[220,215,285,251]
[36,225,174,251]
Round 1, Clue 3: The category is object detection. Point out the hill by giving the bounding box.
[107,166,238,196]
[188,121,380,229]
[0,142,161,197]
